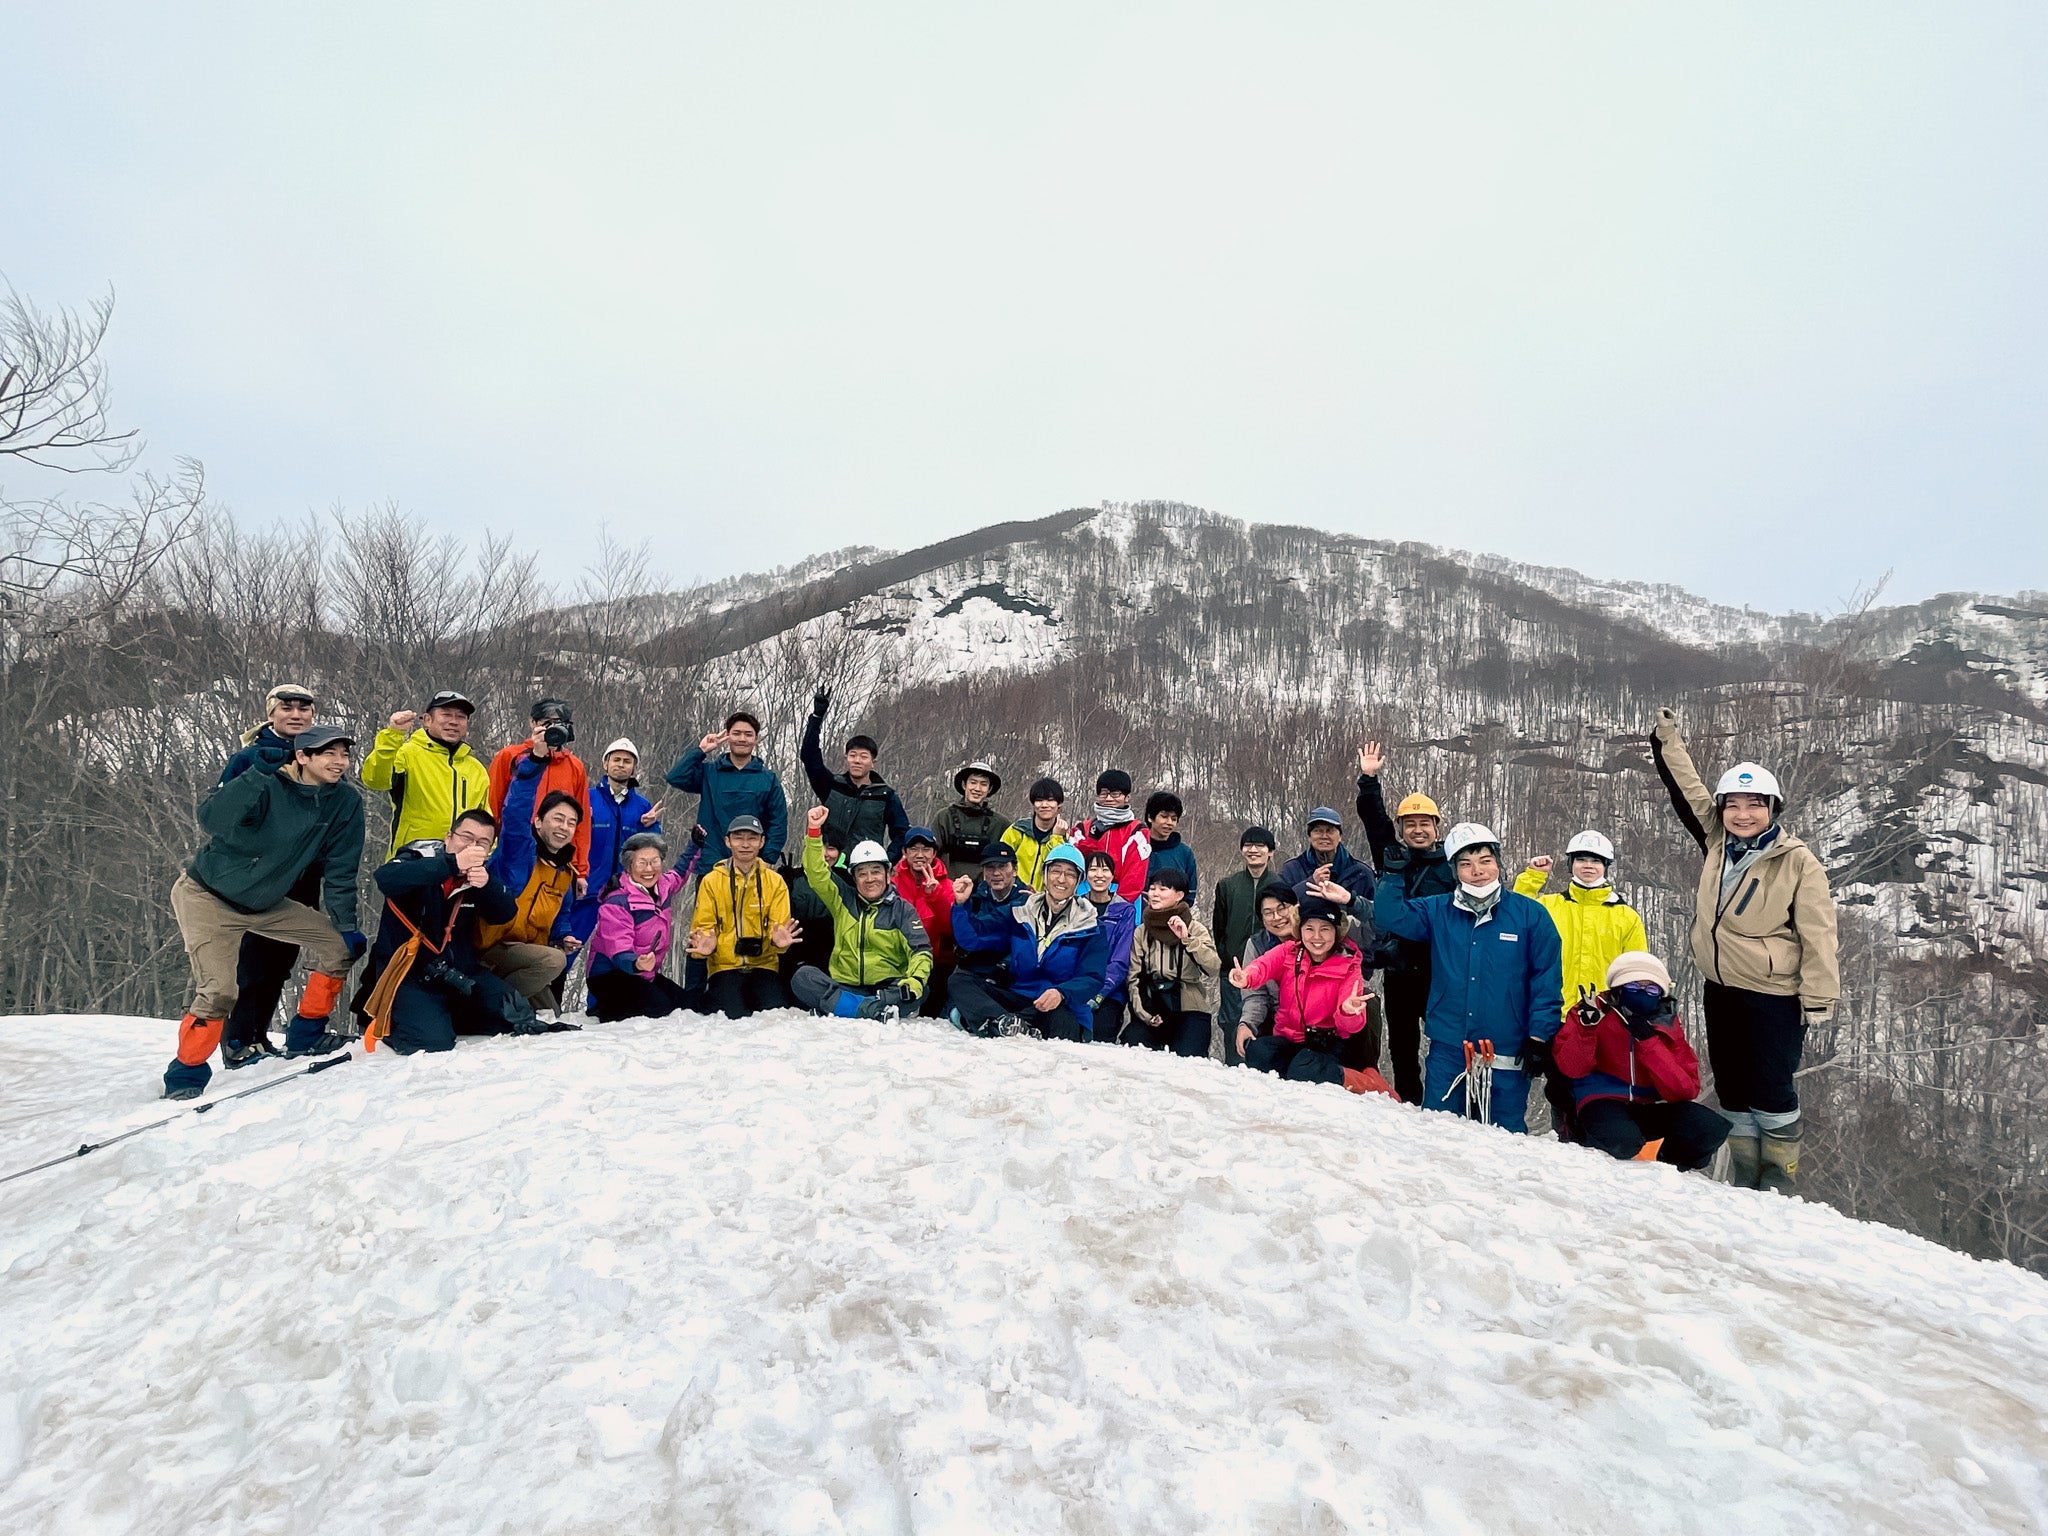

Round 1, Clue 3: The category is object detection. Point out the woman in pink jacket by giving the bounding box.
[1229,896,1373,1085]
[587,833,693,1022]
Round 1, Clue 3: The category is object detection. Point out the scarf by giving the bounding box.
[1142,906,1186,942]
[1089,800,1135,829]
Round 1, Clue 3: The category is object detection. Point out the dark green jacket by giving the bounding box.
[930,800,1005,869]
[1211,866,1283,967]
[188,763,365,929]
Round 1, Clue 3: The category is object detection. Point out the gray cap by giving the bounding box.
[726,814,765,836]
[293,724,356,753]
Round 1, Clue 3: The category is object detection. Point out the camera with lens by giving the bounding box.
[543,720,575,749]
[733,935,765,959]
[533,697,576,750]
[1304,1027,1341,1056]
[420,958,475,997]
[1137,972,1182,1018]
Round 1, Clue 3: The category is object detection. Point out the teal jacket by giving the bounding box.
[188,763,365,929]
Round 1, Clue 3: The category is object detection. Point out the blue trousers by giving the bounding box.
[1424,1040,1530,1134]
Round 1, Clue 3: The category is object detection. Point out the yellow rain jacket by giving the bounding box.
[1512,870,1650,1016]
[691,859,792,975]
[361,727,492,856]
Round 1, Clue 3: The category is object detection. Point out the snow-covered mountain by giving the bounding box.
[4,1013,2044,1534]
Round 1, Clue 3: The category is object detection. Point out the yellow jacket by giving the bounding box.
[1001,819,1069,891]
[1513,869,1650,1015]
[360,727,492,857]
[478,857,575,950]
[691,859,791,975]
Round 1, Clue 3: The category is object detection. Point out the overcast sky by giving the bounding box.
[7,4,2043,612]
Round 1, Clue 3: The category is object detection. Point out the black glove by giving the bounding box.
[690,824,707,847]
[876,982,915,1010]
[1571,988,1604,1029]
[1380,845,1411,872]
[1520,1036,1553,1076]
[1621,1011,1659,1043]
[812,686,832,716]
[1303,1027,1341,1056]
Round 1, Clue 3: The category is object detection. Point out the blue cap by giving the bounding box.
[1045,844,1088,875]
[904,826,937,849]
[1307,807,1343,829]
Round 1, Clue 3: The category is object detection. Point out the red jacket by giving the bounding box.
[487,741,593,881]
[894,856,956,962]
[1072,818,1149,899]
[1237,939,1369,1044]
[1551,994,1702,1107]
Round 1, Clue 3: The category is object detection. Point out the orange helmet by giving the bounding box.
[1395,793,1442,821]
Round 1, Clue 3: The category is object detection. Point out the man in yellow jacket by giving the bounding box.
[1514,830,1650,1014]
[360,690,492,856]
[687,814,796,1018]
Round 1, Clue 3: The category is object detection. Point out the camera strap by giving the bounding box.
[361,887,468,1051]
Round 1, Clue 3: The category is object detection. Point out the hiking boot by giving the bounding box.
[1758,1125,1802,1195]
[994,1013,1032,1038]
[1725,1135,1762,1189]
[162,1084,204,1102]
[220,1039,273,1070]
[285,1029,354,1059]
[854,995,902,1022]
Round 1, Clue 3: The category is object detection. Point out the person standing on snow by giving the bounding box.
[1373,822,1563,1133]
[163,724,367,1100]
[1211,826,1283,1066]
[567,737,663,946]
[1355,740,1455,1104]
[1278,809,1378,956]
[361,689,491,856]
[1513,830,1649,1015]
[211,682,319,1068]
[946,844,1107,1042]
[1071,769,1149,898]
[1650,708,1839,1193]
[789,805,934,1020]
[1231,893,1375,1085]
[487,698,592,891]
[932,759,1005,869]
[800,686,908,861]
[1001,777,1069,890]
[1552,951,1731,1171]
[1138,791,1199,901]
[667,711,789,868]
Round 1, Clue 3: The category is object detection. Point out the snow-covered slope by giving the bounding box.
[4,1014,2044,1534]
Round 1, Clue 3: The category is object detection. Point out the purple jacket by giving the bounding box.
[589,870,686,978]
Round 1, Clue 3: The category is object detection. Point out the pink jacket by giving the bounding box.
[589,870,685,977]
[1237,939,1368,1043]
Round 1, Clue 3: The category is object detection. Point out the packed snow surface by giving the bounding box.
[3,1014,2046,1535]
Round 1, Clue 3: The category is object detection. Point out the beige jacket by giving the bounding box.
[1650,713,1839,1010]
[1129,910,1222,1020]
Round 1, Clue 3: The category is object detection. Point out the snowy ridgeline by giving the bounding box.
[2,1014,2045,1535]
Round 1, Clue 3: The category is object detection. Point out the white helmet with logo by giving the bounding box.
[1714,763,1783,806]
[847,840,891,870]
[1443,822,1500,862]
[1564,830,1615,863]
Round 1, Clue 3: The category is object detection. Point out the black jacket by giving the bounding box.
[799,711,909,859]
[368,842,518,982]
[1358,773,1457,970]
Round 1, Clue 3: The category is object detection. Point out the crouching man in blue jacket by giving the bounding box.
[1373,822,1562,1133]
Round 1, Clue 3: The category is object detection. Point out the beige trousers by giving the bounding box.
[169,872,352,1019]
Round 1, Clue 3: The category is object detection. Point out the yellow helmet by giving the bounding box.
[1395,793,1442,821]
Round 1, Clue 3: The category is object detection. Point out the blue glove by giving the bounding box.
[341,929,368,962]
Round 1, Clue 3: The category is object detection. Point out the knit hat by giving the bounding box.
[1096,769,1133,795]
[1298,894,1348,930]
[1605,951,1673,992]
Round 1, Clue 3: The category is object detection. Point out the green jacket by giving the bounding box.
[803,830,933,995]
[930,800,1006,870]
[1210,866,1283,967]
[360,726,492,856]
[188,763,365,929]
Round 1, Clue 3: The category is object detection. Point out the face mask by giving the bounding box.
[1614,981,1666,1018]
[1458,879,1501,901]
[1571,870,1608,889]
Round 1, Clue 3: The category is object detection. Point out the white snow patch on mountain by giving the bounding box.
[4,1013,2044,1534]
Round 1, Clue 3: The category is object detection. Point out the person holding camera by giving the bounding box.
[361,689,491,856]
[685,816,800,1019]
[487,697,592,887]
[360,808,554,1052]
[163,722,368,1098]
[789,804,933,1020]
[800,686,908,861]
[476,789,583,1013]
[946,844,1107,1042]
[1230,893,1374,1086]
[1120,866,1222,1057]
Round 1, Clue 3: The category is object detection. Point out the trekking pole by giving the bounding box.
[0,1053,353,1190]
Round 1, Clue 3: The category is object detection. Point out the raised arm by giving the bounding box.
[1649,708,1713,853]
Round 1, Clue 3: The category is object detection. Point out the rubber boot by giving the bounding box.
[1726,1135,1762,1189]
[1758,1124,1802,1195]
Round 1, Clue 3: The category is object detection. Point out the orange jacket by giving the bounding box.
[487,741,593,880]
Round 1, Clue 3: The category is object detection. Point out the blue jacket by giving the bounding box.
[1279,843,1379,958]
[1144,833,1199,902]
[666,748,789,867]
[1003,894,1109,1033]
[950,880,1029,976]
[1092,894,1138,1001]
[1373,872,1563,1055]
[566,779,662,943]
[221,724,297,784]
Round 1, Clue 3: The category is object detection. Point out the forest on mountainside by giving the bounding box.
[5,296,2044,1275]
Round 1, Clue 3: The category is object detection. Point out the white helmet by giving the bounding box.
[847,840,890,870]
[603,737,639,761]
[1714,763,1783,805]
[1443,822,1500,862]
[1565,830,1615,863]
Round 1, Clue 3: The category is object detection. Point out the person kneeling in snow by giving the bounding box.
[947,844,1107,1042]
[360,808,551,1053]
[680,817,799,1020]
[1552,952,1731,1171]
[1230,895,1373,1084]
[790,805,934,1020]
[1373,823,1563,1133]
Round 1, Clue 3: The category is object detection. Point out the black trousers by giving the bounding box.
[1120,1008,1213,1058]
[1243,1036,1346,1085]
[705,967,787,1019]
[224,866,324,1046]
[920,962,954,1019]
[385,972,530,1055]
[1382,966,1428,1104]
[948,972,1086,1042]
[588,970,694,1023]
[1702,981,1806,1117]
[1576,1098,1731,1172]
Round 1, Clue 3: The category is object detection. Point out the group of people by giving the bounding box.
[160,683,1840,1193]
